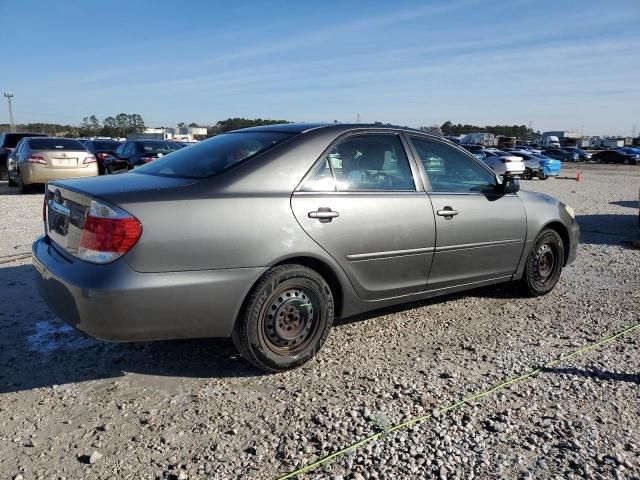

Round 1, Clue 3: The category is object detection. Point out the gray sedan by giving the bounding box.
[32,124,579,372]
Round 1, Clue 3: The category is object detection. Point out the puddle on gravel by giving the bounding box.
[27,320,97,353]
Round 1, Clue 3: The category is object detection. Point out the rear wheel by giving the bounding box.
[18,171,30,194]
[232,264,334,372]
[521,228,564,296]
[7,171,18,187]
[538,172,548,180]
[522,168,532,180]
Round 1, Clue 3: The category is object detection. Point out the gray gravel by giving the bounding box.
[0,163,638,480]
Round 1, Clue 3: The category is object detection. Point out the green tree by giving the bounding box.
[102,116,117,137]
[115,113,129,137]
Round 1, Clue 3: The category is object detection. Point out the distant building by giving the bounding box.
[542,131,577,140]
[143,125,208,142]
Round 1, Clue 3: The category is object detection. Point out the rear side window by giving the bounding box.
[135,131,295,178]
[303,134,415,192]
[409,136,496,193]
[29,138,86,151]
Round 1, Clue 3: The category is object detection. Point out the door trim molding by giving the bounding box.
[436,238,522,253]
[346,247,434,261]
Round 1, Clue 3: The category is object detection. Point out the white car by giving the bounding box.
[481,149,525,176]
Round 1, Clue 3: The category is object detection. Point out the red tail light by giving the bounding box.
[141,156,154,163]
[83,155,96,164]
[28,155,47,164]
[96,152,109,159]
[77,200,142,263]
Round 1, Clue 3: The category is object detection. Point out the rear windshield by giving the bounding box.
[92,140,119,150]
[2,133,46,148]
[30,138,86,151]
[134,131,296,178]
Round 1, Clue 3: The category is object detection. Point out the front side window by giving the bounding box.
[409,136,496,193]
[304,134,415,192]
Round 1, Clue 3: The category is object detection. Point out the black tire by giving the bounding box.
[538,172,548,180]
[0,165,7,181]
[18,170,30,194]
[7,172,18,187]
[232,264,334,372]
[522,168,532,180]
[521,228,564,297]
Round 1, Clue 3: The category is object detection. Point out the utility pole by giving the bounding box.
[3,91,15,133]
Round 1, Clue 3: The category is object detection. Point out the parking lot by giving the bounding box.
[0,163,638,479]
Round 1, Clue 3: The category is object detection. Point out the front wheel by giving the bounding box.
[538,172,548,180]
[521,229,564,296]
[232,264,334,372]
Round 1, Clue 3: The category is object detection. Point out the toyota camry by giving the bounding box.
[32,123,579,372]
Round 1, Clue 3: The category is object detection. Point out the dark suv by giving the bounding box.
[113,140,182,169]
[81,139,123,174]
[0,132,47,179]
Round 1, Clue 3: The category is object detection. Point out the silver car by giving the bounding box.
[32,124,579,372]
[8,137,98,192]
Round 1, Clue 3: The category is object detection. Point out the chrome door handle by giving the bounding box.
[436,207,459,218]
[308,207,339,223]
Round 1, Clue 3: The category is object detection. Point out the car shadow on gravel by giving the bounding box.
[0,264,264,394]
[576,213,638,247]
[542,367,640,384]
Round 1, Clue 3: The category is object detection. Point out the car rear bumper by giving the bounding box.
[32,235,267,341]
[22,163,99,184]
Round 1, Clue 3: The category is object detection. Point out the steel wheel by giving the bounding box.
[262,287,320,355]
[521,228,564,296]
[233,264,334,372]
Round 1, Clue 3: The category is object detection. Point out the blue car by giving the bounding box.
[512,151,561,180]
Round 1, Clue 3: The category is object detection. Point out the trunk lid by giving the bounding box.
[45,173,197,256]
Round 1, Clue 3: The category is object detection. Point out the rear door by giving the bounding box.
[291,132,436,300]
[407,135,526,291]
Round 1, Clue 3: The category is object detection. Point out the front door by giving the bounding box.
[291,133,436,300]
[406,135,526,291]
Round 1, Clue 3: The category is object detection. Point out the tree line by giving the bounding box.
[439,121,537,139]
[79,113,146,137]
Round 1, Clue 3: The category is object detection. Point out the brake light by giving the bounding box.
[83,155,96,164]
[141,156,154,163]
[78,200,142,263]
[96,152,108,159]
[28,155,47,164]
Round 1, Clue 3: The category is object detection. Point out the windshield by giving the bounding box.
[92,140,119,150]
[134,131,296,178]
[30,138,86,151]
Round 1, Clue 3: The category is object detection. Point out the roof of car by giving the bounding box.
[233,122,428,135]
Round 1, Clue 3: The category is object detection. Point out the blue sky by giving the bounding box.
[1,0,638,135]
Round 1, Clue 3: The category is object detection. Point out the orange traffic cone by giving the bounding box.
[576,170,582,182]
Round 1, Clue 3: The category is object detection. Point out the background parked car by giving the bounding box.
[561,147,591,161]
[112,140,182,169]
[591,149,640,165]
[7,137,97,192]
[481,149,525,176]
[543,148,580,162]
[81,139,125,174]
[461,144,486,161]
[0,132,47,180]
[509,150,561,180]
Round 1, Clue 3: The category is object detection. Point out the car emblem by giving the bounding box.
[54,189,62,204]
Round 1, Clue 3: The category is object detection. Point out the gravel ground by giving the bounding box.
[0,163,638,480]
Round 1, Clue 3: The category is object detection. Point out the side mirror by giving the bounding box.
[498,176,520,194]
